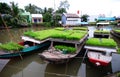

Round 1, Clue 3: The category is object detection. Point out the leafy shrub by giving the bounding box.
[54,45,76,54]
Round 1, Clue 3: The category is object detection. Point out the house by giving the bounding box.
[61,13,80,26]
[20,12,32,23]
[31,14,43,23]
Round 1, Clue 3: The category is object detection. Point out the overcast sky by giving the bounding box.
[0,0,120,17]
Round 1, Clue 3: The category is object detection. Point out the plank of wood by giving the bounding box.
[0,59,10,72]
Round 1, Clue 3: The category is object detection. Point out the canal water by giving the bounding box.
[0,26,119,77]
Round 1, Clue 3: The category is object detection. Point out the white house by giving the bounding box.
[31,14,43,23]
[61,13,80,26]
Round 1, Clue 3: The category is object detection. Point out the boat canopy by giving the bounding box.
[96,22,109,25]
[97,17,115,21]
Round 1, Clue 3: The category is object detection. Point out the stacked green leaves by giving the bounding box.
[54,45,76,54]
[86,38,117,48]
[114,29,120,33]
[24,28,87,41]
[94,30,110,34]
[0,42,24,51]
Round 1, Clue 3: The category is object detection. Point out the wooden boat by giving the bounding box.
[0,41,50,59]
[94,30,110,38]
[39,34,88,64]
[110,30,120,39]
[84,46,116,66]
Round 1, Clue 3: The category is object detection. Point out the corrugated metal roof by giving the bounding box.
[31,14,42,18]
[63,13,80,18]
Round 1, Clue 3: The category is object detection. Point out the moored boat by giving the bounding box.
[110,30,120,39]
[0,41,50,59]
[39,33,88,64]
[85,46,115,66]
[85,38,117,66]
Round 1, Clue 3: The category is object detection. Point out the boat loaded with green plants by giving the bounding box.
[22,27,89,64]
[0,41,50,58]
[110,29,120,39]
[84,38,117,66]
[94,30,110,38]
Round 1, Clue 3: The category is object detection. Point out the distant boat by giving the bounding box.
[85,46,116,66]
[0,41,50,59]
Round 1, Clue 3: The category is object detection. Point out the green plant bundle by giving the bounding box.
[0,42,24,51]
[114,29,120,33]
[86,38,117,48]
[54,27,65,31]
[24,28,87,41]
[73,27,88,31]
[94,30,110,34]
[118,48,120,54]
[54,45,76,54]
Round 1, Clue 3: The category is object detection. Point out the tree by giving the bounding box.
[25,4,43,14]
[0,3,11,14]
[81,14,89,22]
[58,0,70,10]
[56,8,67,14]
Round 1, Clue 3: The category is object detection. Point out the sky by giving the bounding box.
[0,0,120,17]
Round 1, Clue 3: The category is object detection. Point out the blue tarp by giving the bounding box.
[97,17,115,21]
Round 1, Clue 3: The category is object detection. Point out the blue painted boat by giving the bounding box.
[0,41,50,59]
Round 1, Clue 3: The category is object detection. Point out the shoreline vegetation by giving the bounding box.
[24,27,88,41]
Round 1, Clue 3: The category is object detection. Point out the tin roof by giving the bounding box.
[31,14,42,18]
[63,13,80,18]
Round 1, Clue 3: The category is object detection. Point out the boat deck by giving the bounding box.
[40,49,75,59]
[84,46,116,53]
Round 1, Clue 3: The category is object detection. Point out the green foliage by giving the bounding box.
[24,28,87,41]
[0,3,11,14]
[86,38,117,48]
[94,30,110,34]
[117,72,120,77]
[25,3,43,14]
[55,45,76,54]
[118,48,120,54]
[110,21,118,25]
[81,14,89,22]
[43,12,52,22]
[0,42,24,51]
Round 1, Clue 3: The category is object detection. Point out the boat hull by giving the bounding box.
[88,57,110,66]
[0,41,50,59]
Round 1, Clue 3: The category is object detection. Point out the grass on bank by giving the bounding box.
[0,42,24,52]
[24,28,87,41]
[86,38,117,48]
[54,45,76,54]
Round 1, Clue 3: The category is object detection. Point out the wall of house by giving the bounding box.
[62,15,66,25]
[32,17,43,23]
[66,18,80,25]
